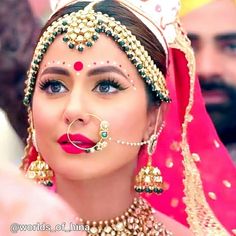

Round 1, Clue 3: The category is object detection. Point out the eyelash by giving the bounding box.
[39,79,68,94]
[39,77,128,95]
[93,77,127,93]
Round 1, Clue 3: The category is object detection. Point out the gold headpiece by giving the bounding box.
[23,0,172,106]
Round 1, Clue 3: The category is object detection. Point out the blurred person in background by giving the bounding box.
[0,0,41,163]
[0,160,86,236]
[181,0,236,163]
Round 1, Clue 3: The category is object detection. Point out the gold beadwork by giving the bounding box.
[78,197,173,236]
[134,122,165,194]
[135,163,163,194]
[25,155,54,186]
[172,20,230,235]
[24,5,170,106]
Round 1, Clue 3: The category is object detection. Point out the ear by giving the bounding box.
[143,104,166,141]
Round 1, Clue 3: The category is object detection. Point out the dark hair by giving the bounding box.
[38,0,167,107]
[0,0,40,142]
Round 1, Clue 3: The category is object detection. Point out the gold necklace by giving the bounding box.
[78,197,173,236]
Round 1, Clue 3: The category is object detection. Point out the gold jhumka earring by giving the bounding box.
[134,122,165,194]
[25,128,54,187]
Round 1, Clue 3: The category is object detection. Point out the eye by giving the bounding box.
[39,79,68,94]
[221,41,236,55]
[93,78,127,94]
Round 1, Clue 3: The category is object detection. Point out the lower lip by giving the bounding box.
[59,143,91,154]
[202,90,228,105]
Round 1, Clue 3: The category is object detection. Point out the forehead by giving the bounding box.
[181,0,236,36]
[38,34,137,75]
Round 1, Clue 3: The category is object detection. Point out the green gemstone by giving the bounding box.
[154,188,163,194]
[41,48,47,53]
[113,35,119,41]
[78,46,84,52]
[118,40,125,46]
[145,76,151,83]
[135,187,143,193]
[137,64,143,70]
[128,54,133,59]
[86,41,93,47]
[62,21,68,26]
[28,88,34,94]
[154,188,163,193]
[92,35,98,41]
[106,30,112,36]
[63,37,69,42]
[32,66,38,71]
[68,43,75,49]
[38,54,43,60]
[44,42,49,48]
[123,46,129,51]
[48,37,54,43]
[53,32,57,36]
[159,94,164,100]
[58,28,63,34]
[145,187,152,193]
[32,71,37,76]
[131,58,137,64]
[23,97,29,106]
[101,131,108,138]
[139,70,145,76]
[95,28,101,33]
[46,181,53,187]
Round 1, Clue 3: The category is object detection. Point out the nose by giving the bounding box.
[63,90,90,127]
[196,44,223,80]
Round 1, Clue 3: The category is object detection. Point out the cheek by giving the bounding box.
[31,92,62,149]
[225,61,236,84]
[107,95,148,141]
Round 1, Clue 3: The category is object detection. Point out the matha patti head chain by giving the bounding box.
[23,0,172,107]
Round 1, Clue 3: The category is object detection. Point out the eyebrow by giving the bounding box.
[87,65,129,80]
[215,32,236,41]
[187,33,199,41]
[187,32,236,42]
[40,67,70,77]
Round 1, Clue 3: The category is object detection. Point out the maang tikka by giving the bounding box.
[25,128,54,187]
[134,121,165,194]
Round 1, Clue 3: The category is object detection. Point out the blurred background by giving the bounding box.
[0,0,51,165]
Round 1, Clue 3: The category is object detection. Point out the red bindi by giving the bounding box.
[74,61,84,71]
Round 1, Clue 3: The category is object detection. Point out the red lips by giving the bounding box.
[57,133,96,154]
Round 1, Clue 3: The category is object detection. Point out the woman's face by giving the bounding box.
[32,34,157,180]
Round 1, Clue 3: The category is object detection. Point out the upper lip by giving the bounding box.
[57,133,96,145]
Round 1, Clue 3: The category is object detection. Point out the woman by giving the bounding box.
[20,0,235,235]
